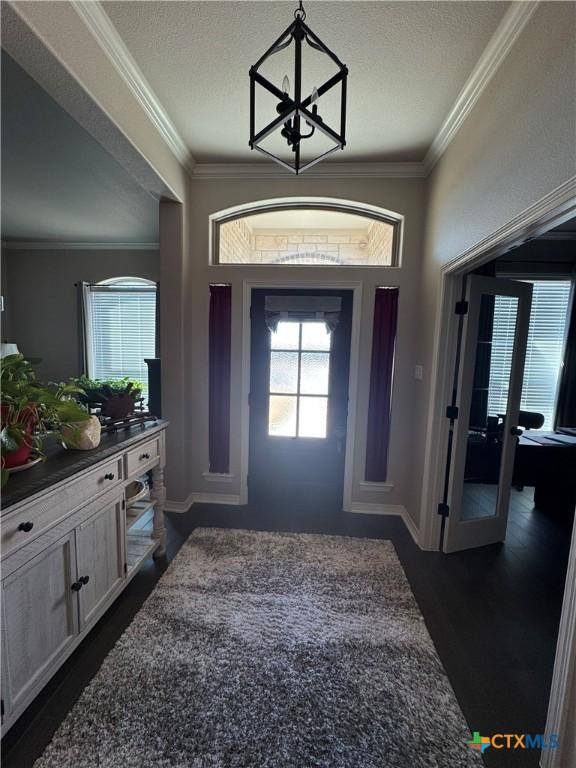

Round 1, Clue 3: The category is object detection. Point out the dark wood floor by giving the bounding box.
[2,494,573,768]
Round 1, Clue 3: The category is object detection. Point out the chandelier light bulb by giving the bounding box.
[282,75,291,95]
[311,86,319,103]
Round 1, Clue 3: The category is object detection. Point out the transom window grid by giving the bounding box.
[268,321,331,438]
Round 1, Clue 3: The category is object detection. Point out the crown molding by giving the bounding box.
[192,162,426,180]
[71,1,537,182]
[2,241,159,251]
[71,1,194,173]
[424,2,539,174]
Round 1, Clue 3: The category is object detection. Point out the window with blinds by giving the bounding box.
[488,280,573,430]
[87,278,156,399]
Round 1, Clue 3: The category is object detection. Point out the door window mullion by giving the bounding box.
[295,323,303,437]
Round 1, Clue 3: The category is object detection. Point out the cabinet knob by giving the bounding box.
[79,575,90,585]
[18,521,34,533]
[71,581,83,592]
[103,473,115,481]
[139,453,150,460]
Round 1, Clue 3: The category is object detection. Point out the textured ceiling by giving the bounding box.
[104,0,509,163]
[1,51,158,243]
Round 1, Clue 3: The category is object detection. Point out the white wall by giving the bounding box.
[186,178,427,517]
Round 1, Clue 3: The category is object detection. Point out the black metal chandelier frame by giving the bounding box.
[249,2,348,175]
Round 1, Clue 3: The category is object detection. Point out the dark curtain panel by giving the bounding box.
[556,297,576,428]
[76,281,90,376]
[365,287,399,482]
[209,284,232,473]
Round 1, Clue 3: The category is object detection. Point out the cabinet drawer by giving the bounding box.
[1,457,122,558]
[126,438,160,477]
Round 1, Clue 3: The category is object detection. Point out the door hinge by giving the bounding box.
[1,699,4,718]
[124,562,128,574]
[455,300,469,315]
[437,502,450,518]
[446,405,459,420]
[121,498,126,510]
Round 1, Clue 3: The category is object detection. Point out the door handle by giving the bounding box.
[510,427,523,437]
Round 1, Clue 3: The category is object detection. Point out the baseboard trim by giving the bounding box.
[164,493,195,513]
[401,511,420,545]
[192,493,242,506]
[350,502,406,515]
[165,491,243,512]
[349,503,420,545]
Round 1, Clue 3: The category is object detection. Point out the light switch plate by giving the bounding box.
[414,365,423,381]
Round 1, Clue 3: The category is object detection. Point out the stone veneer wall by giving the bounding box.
[218,220,395,265]
[218,218,252,263]
[366,221,395,264]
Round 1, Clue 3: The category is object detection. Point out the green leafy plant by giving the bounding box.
[70,375,143,404]
[1,354,90,486]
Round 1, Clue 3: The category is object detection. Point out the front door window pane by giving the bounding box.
[301,323,331,351]
[271,322,300,350]
[270,351,299,393]
[299,397,328,438]
[269,395,297,436]
[300,353,330,395]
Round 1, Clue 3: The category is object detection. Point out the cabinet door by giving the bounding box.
[76,495,125,630]
[1,531,79,715]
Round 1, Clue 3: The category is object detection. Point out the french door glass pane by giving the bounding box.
[269,395,297,436]
[271,321,299,350]
[488,280,572,430]
[270,351,299,393]
[301,323,331,351]
[300,352,330,394]
[298,396,328,438]
[463,293,519,520]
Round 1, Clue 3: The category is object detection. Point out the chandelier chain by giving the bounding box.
[294,0,306,21]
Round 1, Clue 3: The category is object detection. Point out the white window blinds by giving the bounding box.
[88,278,156,396]
[488,280,573,430]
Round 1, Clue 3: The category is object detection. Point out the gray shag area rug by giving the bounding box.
[35,528,482,767]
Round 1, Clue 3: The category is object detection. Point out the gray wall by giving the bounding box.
[2,248,159,383]
[416,1,576,529]
[186,177,427,516]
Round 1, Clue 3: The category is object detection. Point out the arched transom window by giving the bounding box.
[211,200,402,267]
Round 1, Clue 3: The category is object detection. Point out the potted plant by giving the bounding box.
[1,354,90,486]
[71,375,143,419]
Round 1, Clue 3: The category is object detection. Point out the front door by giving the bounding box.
[443,275,533,552]
[248,289,352,512]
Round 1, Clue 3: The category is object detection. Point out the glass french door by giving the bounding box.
[443,275,533,553]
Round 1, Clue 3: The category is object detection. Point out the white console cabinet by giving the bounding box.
[0,421,167,733]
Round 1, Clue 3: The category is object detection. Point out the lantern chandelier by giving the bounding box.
[249,0,348,175]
